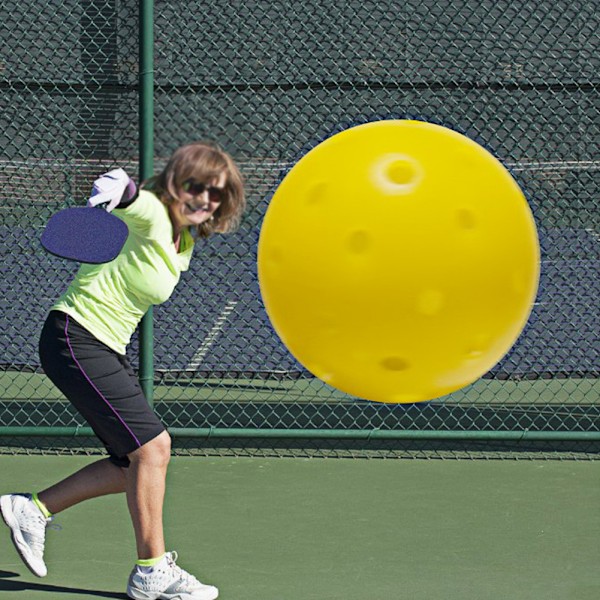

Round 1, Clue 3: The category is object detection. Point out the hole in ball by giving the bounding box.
[456,208,477,230]
[305,181,328,206]
[371,154,422,195]
[386,159,416,186]
[416,289,444,316]
[267,245,283,265]
[347,230,371,254]
[380,356,410,372]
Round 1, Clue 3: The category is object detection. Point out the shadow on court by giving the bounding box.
[0,570,127,599]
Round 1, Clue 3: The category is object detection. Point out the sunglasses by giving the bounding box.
[182,179,225,203]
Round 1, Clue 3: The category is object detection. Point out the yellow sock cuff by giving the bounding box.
[31,493,52,519]
[136,554,165,567]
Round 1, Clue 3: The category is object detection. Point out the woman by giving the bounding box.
[0,142,245,600]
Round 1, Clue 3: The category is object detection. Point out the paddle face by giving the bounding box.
[41,207,129,264]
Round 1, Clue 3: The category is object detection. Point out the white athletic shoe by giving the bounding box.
[0,493,51,577]
[126,551,219,600]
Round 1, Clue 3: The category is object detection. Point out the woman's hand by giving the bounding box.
[87,168,137,212]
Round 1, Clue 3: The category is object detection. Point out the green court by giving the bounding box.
[1,455,598,600]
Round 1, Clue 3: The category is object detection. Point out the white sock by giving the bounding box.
[136,553,167,574]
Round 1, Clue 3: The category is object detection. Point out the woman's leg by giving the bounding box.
[123,431,219,600]
[0,455,126,579]
[38,311,169,553]
[125,430,171,559]
[37,458,126,514]
[37,430,171,561]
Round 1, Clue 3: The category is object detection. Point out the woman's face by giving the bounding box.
[169,171,227,231]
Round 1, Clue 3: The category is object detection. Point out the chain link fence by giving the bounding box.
[0,0,598,458]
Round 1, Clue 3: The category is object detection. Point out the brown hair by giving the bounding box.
[142,141,245,239]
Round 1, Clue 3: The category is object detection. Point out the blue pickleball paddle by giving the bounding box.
[41,206,129,264]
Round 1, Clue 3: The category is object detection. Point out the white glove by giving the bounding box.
[87,168,137,212]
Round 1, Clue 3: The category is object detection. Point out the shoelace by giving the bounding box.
[165,552,201,585]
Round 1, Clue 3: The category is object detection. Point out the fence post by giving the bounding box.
[139,0,154,406]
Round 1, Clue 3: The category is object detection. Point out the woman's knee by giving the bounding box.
[129,430,171,466]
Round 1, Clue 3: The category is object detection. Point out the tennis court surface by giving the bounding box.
[1,455,598,600]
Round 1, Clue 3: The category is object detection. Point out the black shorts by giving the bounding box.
[39,311,166,468]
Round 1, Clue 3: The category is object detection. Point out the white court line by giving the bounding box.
[505,160,600,171]
[585,228,600,243]
[186,300,238,371]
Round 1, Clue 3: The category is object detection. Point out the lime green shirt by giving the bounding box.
[52,190,194,354]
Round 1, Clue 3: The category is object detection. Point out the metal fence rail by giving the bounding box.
[0,0,598,458]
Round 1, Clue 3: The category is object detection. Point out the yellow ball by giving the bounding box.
[257,120,540,403]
